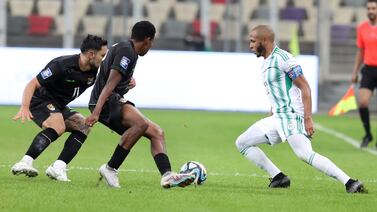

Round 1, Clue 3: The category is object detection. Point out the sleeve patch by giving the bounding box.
[120,56,131,70]
[41,68,53,79]
[287,65,303,80]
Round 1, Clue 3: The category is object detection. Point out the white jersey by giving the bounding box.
[261,46,304,118]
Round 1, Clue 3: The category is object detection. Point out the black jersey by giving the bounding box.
[89,40,138,105]
[34,54,97,109]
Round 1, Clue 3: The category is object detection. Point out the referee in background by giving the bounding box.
[351,0,377,148]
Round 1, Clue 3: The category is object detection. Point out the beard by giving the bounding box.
[255,43,266,57]
[89,61,98,70]
[368,13,376,22]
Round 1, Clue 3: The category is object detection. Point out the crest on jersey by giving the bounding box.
[41,68,52,79]
[87,77,94,85]
[46,104,55,111]
[287,122,296,131]
[120,56,130,70]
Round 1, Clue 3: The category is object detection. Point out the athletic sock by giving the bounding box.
[244,146,281,178]
[25,128,59,159]
[153,153,172,175]
[359,107,371,136]
[310,153,350,184]
[57,131,87,164]
[107,145,130,170]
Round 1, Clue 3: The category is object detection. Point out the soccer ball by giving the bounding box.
[179,161,207,185]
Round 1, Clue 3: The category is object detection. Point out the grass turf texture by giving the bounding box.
[0,106,376,211]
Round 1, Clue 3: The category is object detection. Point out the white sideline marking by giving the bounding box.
[315,123,377,156]
[2,164,377,184]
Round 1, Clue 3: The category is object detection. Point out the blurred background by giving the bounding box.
[0,0,369,111]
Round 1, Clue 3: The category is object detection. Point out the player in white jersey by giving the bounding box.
[235,25,366,193]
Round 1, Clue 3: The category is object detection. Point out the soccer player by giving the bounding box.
[85,21,194,189]
[351,0,377,148]
[11,35,108,182]
[235,25,366,193]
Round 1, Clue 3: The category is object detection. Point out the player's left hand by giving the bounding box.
[85,114,99,127]
[304,116,315,137]
[127,77,136,89]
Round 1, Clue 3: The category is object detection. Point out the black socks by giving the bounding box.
[359,107,371,136]
[107,145,130,170]
[153,153,172,176]
[57,131,87,164]
[25,128,59,159]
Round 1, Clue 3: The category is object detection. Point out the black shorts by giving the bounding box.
[89,94,135,135]
[360,65,377,91]
[30,97,77,128]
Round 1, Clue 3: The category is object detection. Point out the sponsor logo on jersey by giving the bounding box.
[120,56,131,70]
[41,68,52,79]
[46,104,55,111]
[87,77,94,85]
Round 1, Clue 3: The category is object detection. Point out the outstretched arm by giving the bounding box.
[293,75,314,137]
[13,77,41,123]
[85,69,122,126]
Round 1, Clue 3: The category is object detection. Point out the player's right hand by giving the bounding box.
[85,114,99,127]
[13,107,33,123]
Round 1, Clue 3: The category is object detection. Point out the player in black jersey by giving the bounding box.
[11,35,108,182]
[86,21,194,188]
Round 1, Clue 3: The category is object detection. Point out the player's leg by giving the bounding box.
[46,110,90,182]
[99,102,148,188]
[11,101,64,177]
[358,88,373,147]
[235,117,290,188]
[358,68,374,147]
[143,120,195,188]
[287,134,366,193]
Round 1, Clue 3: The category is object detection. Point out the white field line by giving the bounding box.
[1,124,376,184]
[315,123,377,156]
[1,164,377,184]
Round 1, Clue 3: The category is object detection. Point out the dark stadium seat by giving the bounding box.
[192,19,220,40]
[331,24,355,43]
[27,15,53,36]
[7,16,28,36]
[280,7,307,22]
[160,20,190,39]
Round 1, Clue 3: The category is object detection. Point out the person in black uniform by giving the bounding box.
[11,35,108,182]
[86,21,194,189]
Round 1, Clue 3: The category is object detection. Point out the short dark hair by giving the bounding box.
[80,34,108,53]
[131,21,156,41]
[368,0,377,4]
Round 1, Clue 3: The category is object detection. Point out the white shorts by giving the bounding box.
[239,115,306,146]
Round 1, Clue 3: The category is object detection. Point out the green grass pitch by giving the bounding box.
[0,106,376,211]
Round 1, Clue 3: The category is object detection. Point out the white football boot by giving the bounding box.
[98,164,121,188]
[160,171,195,189]
[11,161,39,177]
[45,160,71,182]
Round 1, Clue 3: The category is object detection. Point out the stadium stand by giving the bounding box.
[27,15,53,36]
[9,0,34,16]
[37,0,61,17]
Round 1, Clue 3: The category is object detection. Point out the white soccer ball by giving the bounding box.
[179,161,207,185]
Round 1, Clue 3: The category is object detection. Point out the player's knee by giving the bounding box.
[294,149,312,162]
[150,124,165,140]
[43,123,65,136]
[235,135,247,151]
[134,119,149,135]
[79,125,91,136]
